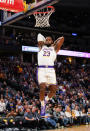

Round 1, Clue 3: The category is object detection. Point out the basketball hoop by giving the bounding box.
[34,6,55,28]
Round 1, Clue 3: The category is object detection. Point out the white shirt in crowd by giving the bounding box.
[74,110,80,117]
[0,100,6,112]
[65,112,72,118]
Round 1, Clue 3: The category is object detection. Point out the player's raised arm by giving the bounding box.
[37,33,46,48]
[54,36,64,53]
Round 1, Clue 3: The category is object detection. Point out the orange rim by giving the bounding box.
[34,6,55,14]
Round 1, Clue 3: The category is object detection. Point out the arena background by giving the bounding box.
[0,0,90,131]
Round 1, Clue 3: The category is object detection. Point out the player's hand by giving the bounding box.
[37,33,45,42]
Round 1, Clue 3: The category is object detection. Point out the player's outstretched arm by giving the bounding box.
[54,36,64,53]
[37,33,45,48]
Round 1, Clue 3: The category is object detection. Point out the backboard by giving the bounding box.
[1,0,59,26]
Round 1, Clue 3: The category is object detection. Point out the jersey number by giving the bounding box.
[43,51,50,56]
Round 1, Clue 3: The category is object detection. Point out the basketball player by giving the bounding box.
[37,33,64,116]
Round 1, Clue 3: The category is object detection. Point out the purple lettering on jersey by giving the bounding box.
[43,51,50,56]
[43,48,53,51]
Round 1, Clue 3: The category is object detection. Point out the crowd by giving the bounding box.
[0,35,19,46]
[0,32,37,47]
[0,57,90,130]
[0,31,89,52]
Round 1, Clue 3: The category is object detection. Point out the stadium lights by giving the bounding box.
[72,33,77,36]
[22,46,90,58]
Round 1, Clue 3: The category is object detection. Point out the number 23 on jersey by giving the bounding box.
[43,51,50,56]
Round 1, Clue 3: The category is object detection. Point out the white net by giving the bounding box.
[34,6,55,28]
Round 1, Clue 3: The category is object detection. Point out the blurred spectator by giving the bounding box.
[24,108,37,129]
[0,57,89,129]
[0,97,6,116]
[65,106,73,125]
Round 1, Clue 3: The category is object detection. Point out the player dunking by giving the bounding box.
[37,33,64,116]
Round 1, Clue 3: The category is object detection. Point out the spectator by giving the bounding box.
[72,105,81,125]
[6,98,15,112]
[0,98,6,116]
[16,100,24,116]
[65,106,73,125]
[24,108,37,129]
[80,108,89,124]
[43,108,57,129]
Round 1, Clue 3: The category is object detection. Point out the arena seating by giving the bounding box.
[0,58,89,130]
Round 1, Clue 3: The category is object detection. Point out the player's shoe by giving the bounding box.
[41,99,48,116]
[41,104,46,116]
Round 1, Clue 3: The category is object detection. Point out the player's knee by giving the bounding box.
[50,85,57,93]
[53,87,57,93]
[39,83,46,91]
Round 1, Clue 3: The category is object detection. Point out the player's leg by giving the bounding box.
[45,85,57,101]
[38,68,47,116]
[39,83,46,105]
[39,82,47,116]
[48,85,57,98]
[45,68,57,101]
